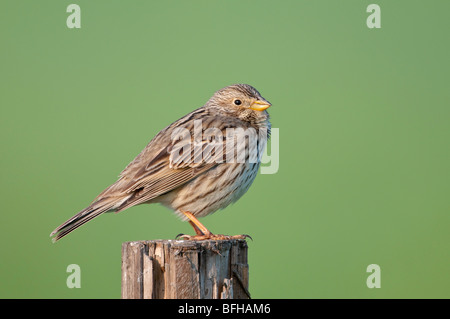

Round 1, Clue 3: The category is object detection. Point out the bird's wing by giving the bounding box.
[112,144,218,212]
[103,110,234,212]
[94,108,250,212]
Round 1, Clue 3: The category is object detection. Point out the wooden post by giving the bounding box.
[121,239,250,299]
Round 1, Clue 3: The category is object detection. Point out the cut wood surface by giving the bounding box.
[121,239,250,299]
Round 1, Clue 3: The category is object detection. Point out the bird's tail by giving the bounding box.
[50,197,123,242]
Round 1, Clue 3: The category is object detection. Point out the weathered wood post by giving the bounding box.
[121,239,250,299]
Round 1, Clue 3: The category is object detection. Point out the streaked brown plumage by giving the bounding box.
[50,84,271,242]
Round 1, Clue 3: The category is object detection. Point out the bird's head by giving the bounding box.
[206,84,271,120]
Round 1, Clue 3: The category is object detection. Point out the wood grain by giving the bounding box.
[121,239,250,299]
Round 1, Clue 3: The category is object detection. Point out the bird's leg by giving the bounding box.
[189,220,205,236]
[176,210,252,241]
[183,211,212,236]
[176,211,212,240]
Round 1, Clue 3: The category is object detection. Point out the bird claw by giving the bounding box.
[218,234,252,241]
[175,233,252,241]
[175,233,194,240]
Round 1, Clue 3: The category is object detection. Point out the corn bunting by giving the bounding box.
[50,84,271,241]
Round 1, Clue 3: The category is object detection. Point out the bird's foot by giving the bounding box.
[176,233,252,241]
[176,212,252,241]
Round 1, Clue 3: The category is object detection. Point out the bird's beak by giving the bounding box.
[250,100,271,111]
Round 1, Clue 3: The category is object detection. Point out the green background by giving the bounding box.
[1,0,449,298]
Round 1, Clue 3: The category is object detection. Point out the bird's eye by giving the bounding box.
[234,99,242,105]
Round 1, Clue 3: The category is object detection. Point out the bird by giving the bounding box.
[50,84,271,242]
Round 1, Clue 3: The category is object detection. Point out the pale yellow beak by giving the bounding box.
[250,100,271,111]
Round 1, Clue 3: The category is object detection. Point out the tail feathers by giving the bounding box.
[50,198,119,242]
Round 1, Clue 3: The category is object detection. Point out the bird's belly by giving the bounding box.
[160,162,260,219]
